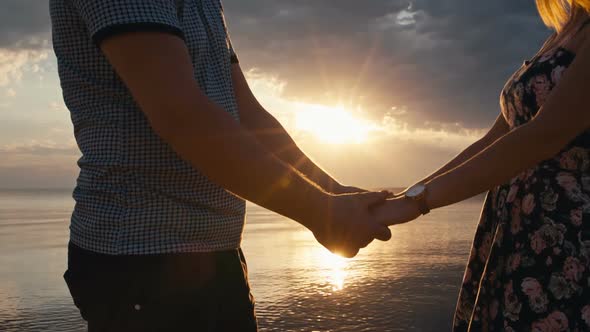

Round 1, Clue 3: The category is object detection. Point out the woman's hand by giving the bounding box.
[332,185,365,194]
[372,197,422,227]
[325,181,368,195]
[332,184,396,199]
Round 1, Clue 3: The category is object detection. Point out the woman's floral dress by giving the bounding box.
[453,46,590,331]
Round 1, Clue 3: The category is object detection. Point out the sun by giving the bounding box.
[294,104,377,144]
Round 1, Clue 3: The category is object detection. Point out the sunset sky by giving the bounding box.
[0,1,551,189]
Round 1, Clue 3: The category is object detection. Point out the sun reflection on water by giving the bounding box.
[317,250,349,292]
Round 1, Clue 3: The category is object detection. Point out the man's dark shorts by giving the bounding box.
[64,243,258,332]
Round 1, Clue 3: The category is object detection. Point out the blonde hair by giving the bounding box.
[536,0,590,52]
[536,0,590,30]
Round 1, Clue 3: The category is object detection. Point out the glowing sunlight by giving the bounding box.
[294,104,378,144]
[317,249,348,292]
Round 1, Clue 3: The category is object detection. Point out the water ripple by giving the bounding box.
[0,191,483,331]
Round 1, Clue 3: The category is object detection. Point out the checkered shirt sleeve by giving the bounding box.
[71,0,184,45]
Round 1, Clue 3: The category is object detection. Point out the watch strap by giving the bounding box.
[417,196,430,215]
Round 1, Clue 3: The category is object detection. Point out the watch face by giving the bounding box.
[406,184,425,198]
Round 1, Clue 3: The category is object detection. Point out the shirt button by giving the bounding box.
[134,304,142,311]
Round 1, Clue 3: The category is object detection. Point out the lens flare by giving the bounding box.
[294,104,378,144]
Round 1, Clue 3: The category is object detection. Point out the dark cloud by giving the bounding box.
[223,0,551,127]
[0,0,51,48]
[0,0,552,127]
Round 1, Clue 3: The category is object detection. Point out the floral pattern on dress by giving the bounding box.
[453,47,590,332]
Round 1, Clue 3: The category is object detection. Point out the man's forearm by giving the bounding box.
[100,32,331,231]
[232,66,344,192]
[241,107,342,191]
[158,94,330,230]
[97,32,393,258]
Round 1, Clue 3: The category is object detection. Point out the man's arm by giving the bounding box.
[99,32,391,257]
[231,65,358,194]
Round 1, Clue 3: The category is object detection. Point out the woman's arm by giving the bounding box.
[377,38,590,226]
[396,114,509,196]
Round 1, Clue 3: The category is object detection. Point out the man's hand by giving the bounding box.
[309,191,392,258]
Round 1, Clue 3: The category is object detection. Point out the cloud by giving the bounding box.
[376,8,422,29]
[0,0,51,49]
[0,141,78,156]
[5,88,16,97]
[0,1,550,188]
[0,164,77,189]
[0,141,79,189]
[0,0,552,127]
[223,0,550,127]
[0,141,78,167]
[248,69,483,147]
[0,70,487,189]
[247,70,485,187]
[378,117,485,151]
[0,48,48,86]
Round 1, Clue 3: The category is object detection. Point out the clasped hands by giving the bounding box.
[307,184,423,258]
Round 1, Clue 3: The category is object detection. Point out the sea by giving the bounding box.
[0,188,485,332]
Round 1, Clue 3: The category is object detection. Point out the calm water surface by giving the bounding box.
[0,189,483,331]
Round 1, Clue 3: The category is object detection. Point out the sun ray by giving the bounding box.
[294,104,378,144]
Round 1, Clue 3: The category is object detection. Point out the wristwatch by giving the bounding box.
[404,183,430,215]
